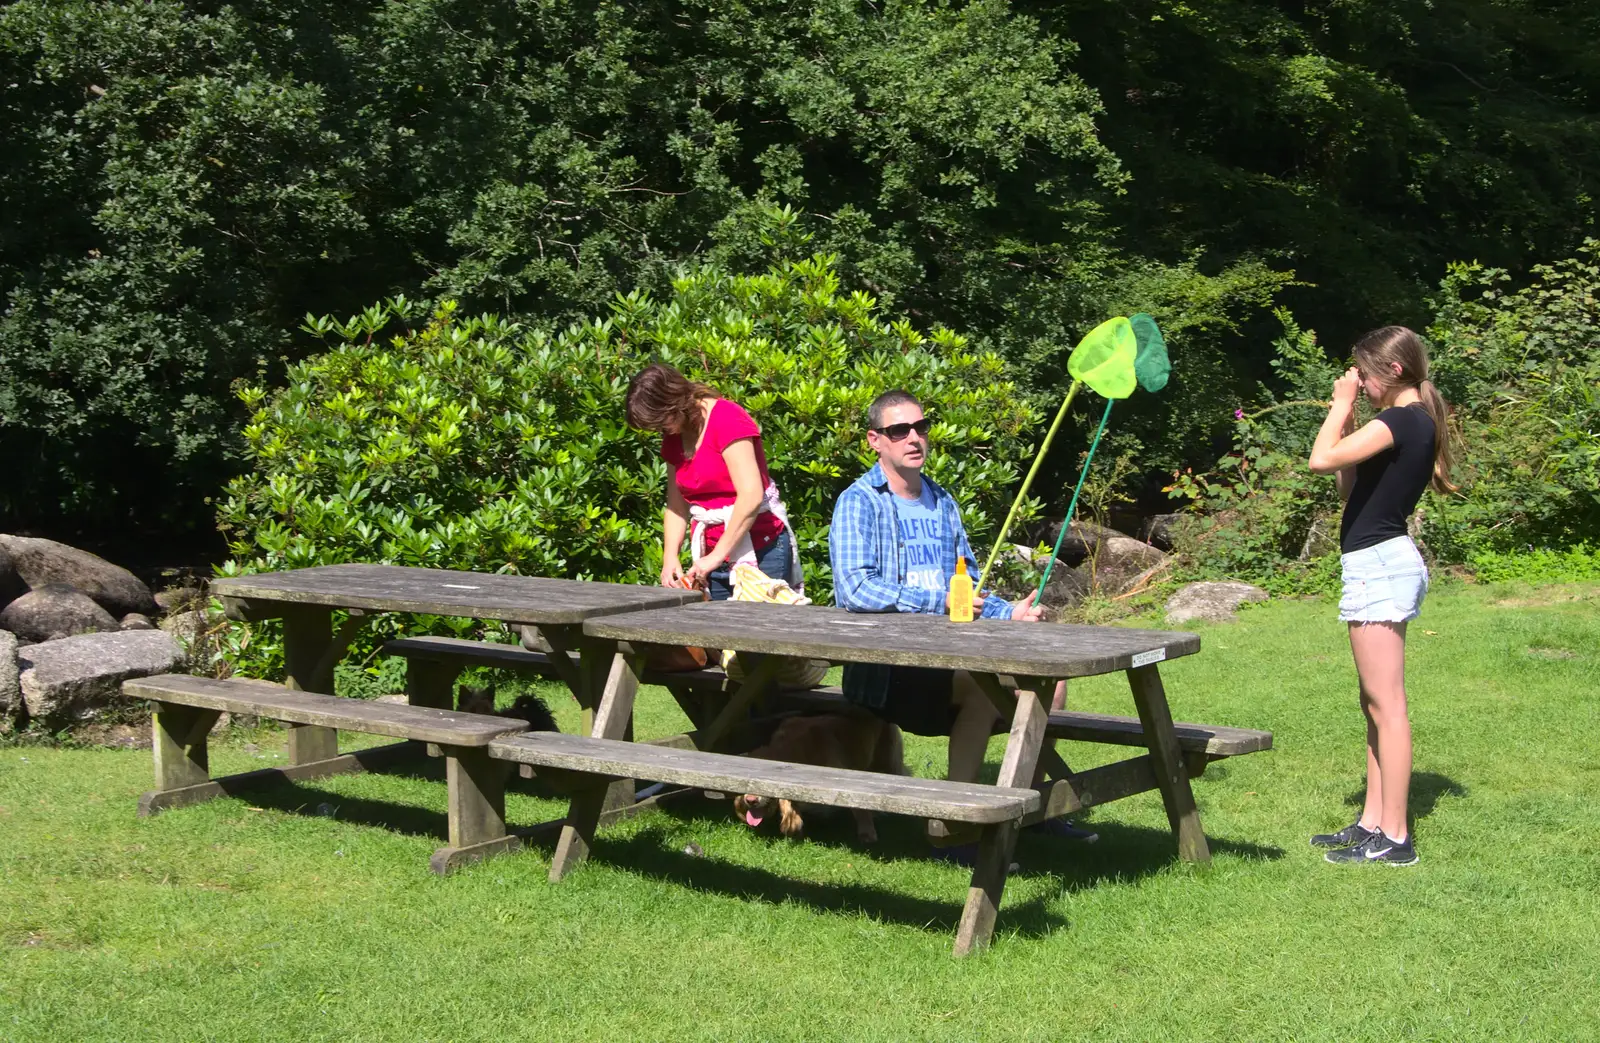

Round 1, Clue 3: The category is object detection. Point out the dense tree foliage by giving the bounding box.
[2,0,1595,539]
[1045,0,1600,335]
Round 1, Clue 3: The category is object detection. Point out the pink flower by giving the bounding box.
[1234,409,1245,419]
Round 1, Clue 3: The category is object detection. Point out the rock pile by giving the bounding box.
[0,534,211,731]
[997,520,1172,615]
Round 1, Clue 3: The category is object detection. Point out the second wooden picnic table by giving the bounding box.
[212,564,700,772]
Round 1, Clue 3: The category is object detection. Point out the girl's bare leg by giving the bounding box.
[1358,700,1382,830]
[1348,621,1412,840]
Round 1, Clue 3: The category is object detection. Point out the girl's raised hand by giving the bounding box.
[1332,366,1362,408]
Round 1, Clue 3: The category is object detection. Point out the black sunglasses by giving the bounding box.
[872,418,932,441]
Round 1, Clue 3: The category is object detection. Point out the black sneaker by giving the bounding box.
[1310,821,1377,849]
[1323,829,1418,866]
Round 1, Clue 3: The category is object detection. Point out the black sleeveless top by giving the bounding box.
[1339,403,1436,554]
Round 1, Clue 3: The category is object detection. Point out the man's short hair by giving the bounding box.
[867,390,921,430]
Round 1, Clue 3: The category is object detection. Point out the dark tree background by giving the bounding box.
[2,0,1595,545]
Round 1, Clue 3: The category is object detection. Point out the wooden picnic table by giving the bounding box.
[212,564,700,771]
[583,599,1207,953]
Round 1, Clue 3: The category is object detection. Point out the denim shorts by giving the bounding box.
[706,528,796,602]
[1339,536,1429,624]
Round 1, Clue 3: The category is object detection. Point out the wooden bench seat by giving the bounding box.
[491,731,1040,825]
[121,673,531,874]
[765,688,1272,772]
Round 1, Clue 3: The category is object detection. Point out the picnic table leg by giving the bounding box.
[282,605,340,764]
[1126,664,1210,864]
[405,658,463,711]
[430,745,521,875]
[526,624,585,697]
[549,644,644,880]
[407,658,465,758]
[138,702,222,816]
[549,784,611,882]
[933,672,1056,845]
[954,820,1021,957]
[950,674,1050,952]
[697,653,783,752]
[578,637,642,813]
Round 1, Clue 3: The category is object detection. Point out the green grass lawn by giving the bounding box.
[3,580,1598,1041]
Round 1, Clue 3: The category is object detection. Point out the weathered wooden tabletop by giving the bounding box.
[211,564,701,624]
[584,600,1200,678]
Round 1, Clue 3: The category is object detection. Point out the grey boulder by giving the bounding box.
[1139,513,1187,551]
[0,543,26,611]
[120,613,156,631]
[1085,536,1168,596]
[1165,581,1269,625]
[159,608,219,671]
[18,629,186,724]
[0,584,121,643]
[0,534,158,617]
[1029,519,1125,568]
[1038,563,1092,612]
[0,629,19,731]
[153,586,206,615]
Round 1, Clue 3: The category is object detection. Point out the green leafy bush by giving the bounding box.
[1468,546,1600,584]
[1425,242,1600,559]
[1164,311,1344,592]
[1171,241,1600,589]
[218,255,1039,677]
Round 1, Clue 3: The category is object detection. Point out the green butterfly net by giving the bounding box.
[1130,312,1170,393]
[1067,316,1137,399]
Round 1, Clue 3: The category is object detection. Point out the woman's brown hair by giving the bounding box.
[1352,326,1459,494]
[625,363,715,434]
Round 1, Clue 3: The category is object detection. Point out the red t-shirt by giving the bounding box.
[662,399,785,551]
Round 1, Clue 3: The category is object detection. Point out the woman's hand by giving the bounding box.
[686,552,723,589]
[660,558,687,589]
[1332,367,1362,408]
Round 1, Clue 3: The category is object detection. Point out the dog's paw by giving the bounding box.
[853,810,879,844]
[779,803,805,838]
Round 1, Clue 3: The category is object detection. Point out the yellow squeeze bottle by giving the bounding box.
[948,557,974,623]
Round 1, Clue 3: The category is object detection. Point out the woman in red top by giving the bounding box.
[625,363,800,600]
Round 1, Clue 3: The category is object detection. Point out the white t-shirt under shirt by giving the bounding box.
[896,482,945,595]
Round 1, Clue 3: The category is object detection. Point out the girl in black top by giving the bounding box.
[1307,326,1457,867]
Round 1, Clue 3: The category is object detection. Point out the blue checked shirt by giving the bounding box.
[829,462,1015,620]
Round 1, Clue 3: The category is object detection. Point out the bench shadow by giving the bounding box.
[566,820,1068,939]
[1342,771,1467,822]
[522,795,1283,937]
[225,775,454,840]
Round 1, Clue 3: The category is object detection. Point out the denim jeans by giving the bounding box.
[706,528,794,601]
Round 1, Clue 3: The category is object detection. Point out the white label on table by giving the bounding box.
[440,584,481,590]
[828,619,882,627]
[1131,648,1166,668]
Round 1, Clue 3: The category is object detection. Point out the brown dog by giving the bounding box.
[734,713,904,843]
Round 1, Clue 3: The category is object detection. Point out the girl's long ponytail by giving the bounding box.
[1417,378,1458,494]
[1353,326,1461,495]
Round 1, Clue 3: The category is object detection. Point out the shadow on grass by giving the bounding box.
[201,755,580,841]
[1342,771,1468,822]
[570,820,1070,939]
[231,775,453,839]
[508,795,1285,938]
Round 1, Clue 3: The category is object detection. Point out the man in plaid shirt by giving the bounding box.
[829,389,1045,790]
